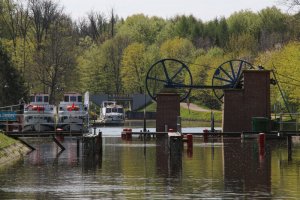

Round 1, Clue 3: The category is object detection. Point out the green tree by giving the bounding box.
[117,14,166,44]
[0,43,27,106]
[160,37,195,61]
[189,47,227,109]
[255,42,300,112]
[121,42,146,93]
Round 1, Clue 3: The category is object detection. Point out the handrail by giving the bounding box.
[278,113,300,132]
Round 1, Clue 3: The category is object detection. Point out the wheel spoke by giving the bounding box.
[170,65,185,81]
[219,66,234,81]
[236,60,244,80]
[229,61,236,80]
[162,60,170,81]
[213,76,233,83]
[147,76,168,84]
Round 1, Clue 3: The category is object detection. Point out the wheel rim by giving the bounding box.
[212,59,254,103]
[145,58,193,102]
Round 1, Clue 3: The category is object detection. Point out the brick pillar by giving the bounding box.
[223,70,270,132]
[156,93,180,132]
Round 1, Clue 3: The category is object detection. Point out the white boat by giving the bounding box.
[23,94,56,132]
[57,93,88,132]
[99,101,125,125]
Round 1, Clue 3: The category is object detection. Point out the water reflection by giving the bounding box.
[223,138,271,198]
[1,133,300,198]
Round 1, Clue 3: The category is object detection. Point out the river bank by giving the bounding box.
[0,132,31,168]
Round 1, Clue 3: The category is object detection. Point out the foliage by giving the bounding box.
[0,0,300,111]
[0,43,27,106]
[160,37,195,61]
[255,42,300,112]
[121,42,146,93]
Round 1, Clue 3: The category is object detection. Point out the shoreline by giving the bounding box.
[0,134,31,168]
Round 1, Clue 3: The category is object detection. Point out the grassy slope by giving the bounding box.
[142,103,222,122]
[0,132,17,149]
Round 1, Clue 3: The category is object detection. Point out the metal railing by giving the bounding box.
[278,113,300,132]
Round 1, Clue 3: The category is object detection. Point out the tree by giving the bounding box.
[32,15,77,103]
[29,0,61,51]
[100,35,131,94]
[0,43,27,106]
[117,14,166,45]
[160,37,195,61]
[255,42,300,112]
[121,42,146,93]
[258,7,288,50]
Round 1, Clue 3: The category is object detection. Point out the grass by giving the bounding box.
[140,102,222,122]
[0,132,17,149]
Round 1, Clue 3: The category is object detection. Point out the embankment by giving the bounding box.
[0,132,31,167]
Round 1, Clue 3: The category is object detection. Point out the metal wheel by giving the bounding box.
[145,58,193,102]
[212,59,254,103]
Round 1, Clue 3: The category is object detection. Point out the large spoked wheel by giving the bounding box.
[212,59,254,103]
[145,58,193,102]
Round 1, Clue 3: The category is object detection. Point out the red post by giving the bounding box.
[121,128,127,139]
[187,134,193,157]
[258,133,266,162]
[126,128,132,140]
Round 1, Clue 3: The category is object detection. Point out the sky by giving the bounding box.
[59,0,286,21]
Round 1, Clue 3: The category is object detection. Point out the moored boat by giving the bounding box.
[23,94,56,132]
[57,93,88,132]
[99,101,125,125]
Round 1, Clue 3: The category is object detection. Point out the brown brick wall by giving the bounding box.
[223,70,270,132]
[156,93,180,132]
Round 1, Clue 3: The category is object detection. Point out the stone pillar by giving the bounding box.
[223,70,271,132]
[156,93,180,132]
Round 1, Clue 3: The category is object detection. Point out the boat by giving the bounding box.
[57,93,88,132]
[23,94,56,132]
[99,101,125,125]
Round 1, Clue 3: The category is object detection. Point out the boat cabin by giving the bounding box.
[63,93,82,103]
[30,94,49,104]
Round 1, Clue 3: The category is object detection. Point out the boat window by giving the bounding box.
[78,96,82,102]
[44,96,49,103]
[70,96,77,102]
[118,108,124,113]
[112,108,117,112]
[106,108,111,113]
[30,96,35,102]
[64,96,69,102]
[36,96,43,102]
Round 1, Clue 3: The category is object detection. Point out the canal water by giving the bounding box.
[1,125,300,199]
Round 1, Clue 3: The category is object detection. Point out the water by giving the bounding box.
[1,126,300,199]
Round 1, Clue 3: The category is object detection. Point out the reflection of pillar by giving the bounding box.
[156,93,180,132]
[223,139,271,193]
[156,136,182,178]
[156,136,169,176]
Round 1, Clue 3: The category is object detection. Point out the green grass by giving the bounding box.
[180,107,222,122]
[0,132,17,149]
[140,102,222,122]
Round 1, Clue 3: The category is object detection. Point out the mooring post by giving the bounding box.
[187,134,193,157]
[258,133,266,161]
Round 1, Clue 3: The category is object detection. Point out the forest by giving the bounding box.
[0,0,300,113]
